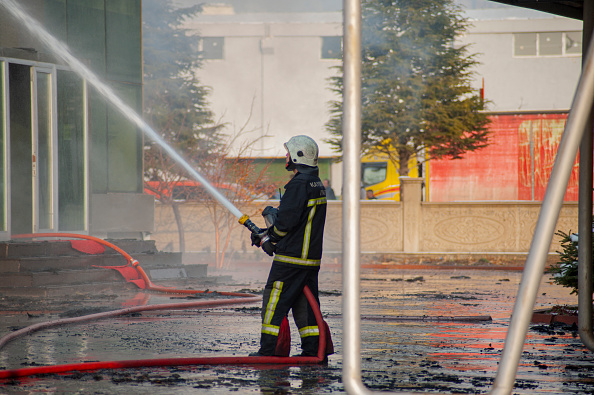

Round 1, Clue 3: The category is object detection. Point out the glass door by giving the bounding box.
[0,62,7,237]
[57,70,87,231]
[9,63,33,235]
[33,69,57,232]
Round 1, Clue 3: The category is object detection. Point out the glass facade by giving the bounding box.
[9,64,33,235]
[66,0,107,76]
[36,71,53,230]
[0,0,143,234]
[57,70,86,230]
[105,0,142,193]
[0,62,5,232]
[106,1,142,84]
[44,0,143,194]
[107,82,142,192]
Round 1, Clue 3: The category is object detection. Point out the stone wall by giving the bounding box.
[151,178,578,256]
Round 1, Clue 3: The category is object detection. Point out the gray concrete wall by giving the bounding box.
[150,178,577,257]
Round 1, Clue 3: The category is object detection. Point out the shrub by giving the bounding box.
[548,228,594,295]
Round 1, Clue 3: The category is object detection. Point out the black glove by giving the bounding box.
[251,232,262,248]
[261,236,277,256]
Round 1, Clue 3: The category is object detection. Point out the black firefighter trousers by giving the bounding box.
[258,262,320,356]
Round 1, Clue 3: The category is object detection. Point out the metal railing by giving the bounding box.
[578,0,594,354]
[340,0,594,393]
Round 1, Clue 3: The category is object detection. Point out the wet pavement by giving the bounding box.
[0,262,593,394]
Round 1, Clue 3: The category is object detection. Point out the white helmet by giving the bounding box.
[284,135,319,167]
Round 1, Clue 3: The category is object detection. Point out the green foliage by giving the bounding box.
[326,0,491,175]
[549,230,579,294]
[142,0,224,185]
[548,228,594,295]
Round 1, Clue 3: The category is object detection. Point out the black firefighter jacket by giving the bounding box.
[269,167,327,269]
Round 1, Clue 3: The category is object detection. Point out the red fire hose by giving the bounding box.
[0,296,261,351]
[0,286,327,379]
[0,235,329,379]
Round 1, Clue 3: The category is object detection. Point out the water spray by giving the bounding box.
[0,0,263,235]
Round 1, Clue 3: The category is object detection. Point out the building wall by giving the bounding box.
[429,112,579,202]
[460,16,583,112]
[185,12,342,158]
[150,178,576,257]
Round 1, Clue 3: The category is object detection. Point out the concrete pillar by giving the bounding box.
[400,177,423,253]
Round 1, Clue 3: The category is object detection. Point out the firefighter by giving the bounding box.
[250,135,330,358]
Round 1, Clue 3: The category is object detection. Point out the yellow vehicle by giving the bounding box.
[361,154,419,200]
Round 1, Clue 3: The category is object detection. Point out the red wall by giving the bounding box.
[429,113,579,202]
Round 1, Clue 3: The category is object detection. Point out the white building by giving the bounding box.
[184,5,342,158]
[184,3,583,192]
[460,7,583,112]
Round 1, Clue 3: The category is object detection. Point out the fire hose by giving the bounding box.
[0,297,261,351]
[0,285,326,379]
[0,234,329,379]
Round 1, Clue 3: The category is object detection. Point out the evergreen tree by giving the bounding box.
[143,0,223,169]
[326,0,490,177]
[142,0,224,251]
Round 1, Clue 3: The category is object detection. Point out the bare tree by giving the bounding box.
[199,131,277,269]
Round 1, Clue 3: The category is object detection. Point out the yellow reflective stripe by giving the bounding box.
[299,326,320,338]
[264,281,283,325]
[273,198,325,242]
[300,197,325,258]
[262,324,280,336]
[308,197,326,207]
[302,205,316,258]
[275,255,321,267]
[273,226,287,237]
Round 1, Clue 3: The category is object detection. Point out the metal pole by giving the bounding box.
[578,0,594,353]
[342,0,371,393]
[491,29,594,395]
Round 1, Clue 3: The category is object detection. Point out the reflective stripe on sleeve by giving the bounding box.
[273,226,288,237]
[308,197,327,207]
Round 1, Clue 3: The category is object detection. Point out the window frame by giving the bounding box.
[513,31,582,58]
[201,37,225,60]
[321,36,342,60]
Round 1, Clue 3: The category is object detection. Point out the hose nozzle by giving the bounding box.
[239,214,263,234]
